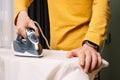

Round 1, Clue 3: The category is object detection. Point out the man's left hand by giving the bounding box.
[66,44,102,73]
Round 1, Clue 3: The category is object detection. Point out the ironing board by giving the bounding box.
[0,48,109,80]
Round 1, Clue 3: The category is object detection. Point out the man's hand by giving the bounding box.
[66,44,102,73]
[15,10,39,38]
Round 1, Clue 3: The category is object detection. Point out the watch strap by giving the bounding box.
[82,40,99,52]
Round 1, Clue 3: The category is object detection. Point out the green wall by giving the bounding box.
[100,0,120,80]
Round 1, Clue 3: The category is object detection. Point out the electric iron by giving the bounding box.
[12,27,43,57]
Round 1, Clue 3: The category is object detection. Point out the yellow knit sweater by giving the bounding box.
[14,0,110,50]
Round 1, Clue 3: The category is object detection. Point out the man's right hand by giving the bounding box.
[15,10,39,38]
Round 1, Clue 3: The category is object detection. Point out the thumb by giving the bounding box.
[66,50,78,58]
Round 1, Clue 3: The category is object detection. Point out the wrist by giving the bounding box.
[82,40,99,52]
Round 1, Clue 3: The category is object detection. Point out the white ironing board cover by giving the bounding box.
[0,49,109,80]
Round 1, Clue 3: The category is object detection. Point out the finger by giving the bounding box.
[89,52,97,72]
[79,51,85,68]
[96,53,102,69]
[84,52,92,73]
[16,29,19,35]
[17,25,27,38]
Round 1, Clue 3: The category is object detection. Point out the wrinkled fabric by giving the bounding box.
[0,49,109,80]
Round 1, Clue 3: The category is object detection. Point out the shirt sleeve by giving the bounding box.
[14,0,33,20]
[83,0,111,48]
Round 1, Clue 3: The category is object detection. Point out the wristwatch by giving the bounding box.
[82,40,99,52]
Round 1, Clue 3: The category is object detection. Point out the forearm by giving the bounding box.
[83,0,111,48]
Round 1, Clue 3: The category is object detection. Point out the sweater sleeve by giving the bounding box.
[83,0,111,48]
[14,0,33,21]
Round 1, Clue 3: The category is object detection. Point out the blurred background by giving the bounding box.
[0,0,120,80]
[100,0,120,80]
[0,0,15,48]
